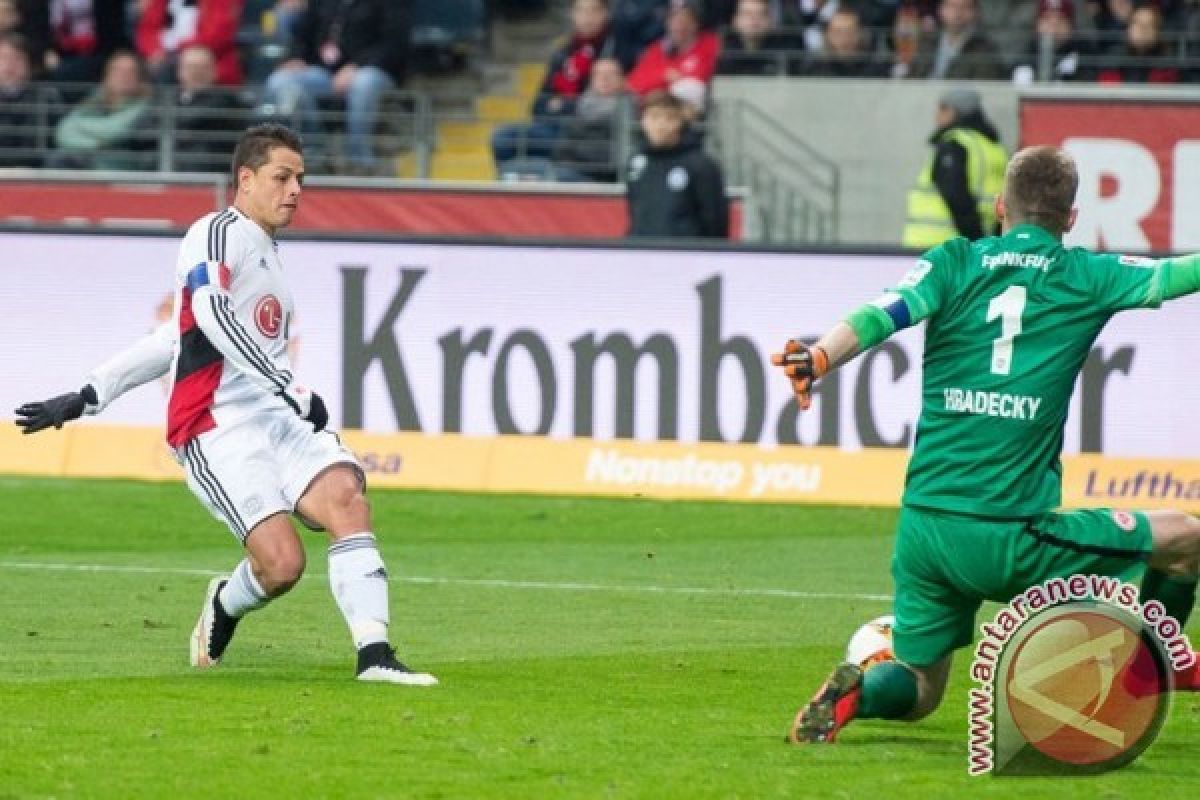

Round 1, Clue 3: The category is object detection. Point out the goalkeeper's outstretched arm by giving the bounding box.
[772,294,916,410]
[1161,252,1200,301]
[13,322,175,434]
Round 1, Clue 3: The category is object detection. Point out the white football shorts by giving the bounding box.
[177,407,363,542]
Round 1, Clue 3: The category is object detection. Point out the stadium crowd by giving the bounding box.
[0,0,1198,178]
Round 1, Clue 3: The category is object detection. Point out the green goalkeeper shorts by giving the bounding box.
[891,505,1153,667]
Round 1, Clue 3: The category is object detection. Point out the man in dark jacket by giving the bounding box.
[173,44,249,172]
[798,7,889,77]
[627,91,728,239]
[264,0,409,172]
[552,56,627,182]
[715,0,798,77]
[906,0,1005,80]
[902,87,1008,249]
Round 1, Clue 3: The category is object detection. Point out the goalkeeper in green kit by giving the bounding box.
[779,146,1200,744]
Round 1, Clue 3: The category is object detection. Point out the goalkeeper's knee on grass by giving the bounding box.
[858,661,918,720]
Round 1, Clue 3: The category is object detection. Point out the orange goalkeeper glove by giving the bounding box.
[770,339,829,411]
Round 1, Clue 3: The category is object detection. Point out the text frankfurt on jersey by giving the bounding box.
[981,253,1052,272]
[943,388,1043,420]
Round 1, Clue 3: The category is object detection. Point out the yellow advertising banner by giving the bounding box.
[3,424,1200,512]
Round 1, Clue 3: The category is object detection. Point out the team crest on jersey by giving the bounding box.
[1111,510,1138,533]
[255,295,283,338]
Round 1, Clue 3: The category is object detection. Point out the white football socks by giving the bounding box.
[217,558,269,618]
[328,532,390,649]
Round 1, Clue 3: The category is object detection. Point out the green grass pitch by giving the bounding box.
[1,476,1198,798]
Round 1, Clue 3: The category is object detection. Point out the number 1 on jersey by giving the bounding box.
[986,285,1026,375]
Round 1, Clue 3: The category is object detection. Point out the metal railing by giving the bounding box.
[713,25,1200,83]
[0,82,434,176]
[713,98,839,244]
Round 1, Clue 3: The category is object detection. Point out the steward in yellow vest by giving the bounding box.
[903,87,1007,249]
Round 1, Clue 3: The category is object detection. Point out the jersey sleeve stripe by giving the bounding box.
[207,211,236,263]
[209,294,289,391]
[216,295,290,386]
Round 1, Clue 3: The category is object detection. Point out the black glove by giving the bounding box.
[14,385,97,434]
[306,392,328,432]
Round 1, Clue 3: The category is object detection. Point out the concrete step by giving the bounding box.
[437,119,495,152]
[431,151,497,181]
[476,95,528,123]
[516,63,545,101]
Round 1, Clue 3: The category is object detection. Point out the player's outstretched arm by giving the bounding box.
[85,321,175,413]
[771,294,916,410]
[14,322,177,434]
[186,262,328,431]
[14,386,95,434]
[1161,252,1200,302]
[771,324,860,410]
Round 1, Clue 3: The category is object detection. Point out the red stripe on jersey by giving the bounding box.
[167,363,221,447]
[167,286,223,447]
[179,287,197,333]
[219,262,231,290]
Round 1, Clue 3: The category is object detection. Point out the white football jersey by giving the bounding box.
[167,206,301,447]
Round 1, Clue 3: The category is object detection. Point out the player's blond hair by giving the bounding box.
[1003,146,1077,237]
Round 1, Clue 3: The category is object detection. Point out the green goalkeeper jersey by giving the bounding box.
[892,223,1165,519]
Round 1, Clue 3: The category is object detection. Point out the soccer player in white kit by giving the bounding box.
[14,124,437,685]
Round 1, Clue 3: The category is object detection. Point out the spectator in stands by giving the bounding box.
[135,0,245,86]
[627,0,721,98]
[173,45,248,171]
[1011,0,1089,84]
[904,0,1005,80]
[269,0,309,43]
[799,6,890,76]
[1093,5,1182,82]
[716,0,798,76]
[611,0,668,53]
[0,33,39,167]
[902,87,1007,249]
[39,0,130,84]
[0,1,39,66]
[53,49,155,170]
[784,0,840,52]
[705,0,737,27]
[978,0,1040,62]
[1083,0,1136,36]
[492,0,627,169]
[552,56,629,182]
[264,0,410,173]
[627,91,729,239]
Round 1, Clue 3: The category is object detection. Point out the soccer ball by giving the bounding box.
[845,614,895,669]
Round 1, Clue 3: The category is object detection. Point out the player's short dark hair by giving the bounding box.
[1003,146,1078,236]
[231,123,303,181]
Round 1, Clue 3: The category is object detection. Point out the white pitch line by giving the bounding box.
[0,560,893,602]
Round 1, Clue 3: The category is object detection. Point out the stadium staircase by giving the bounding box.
[401,12,565,181]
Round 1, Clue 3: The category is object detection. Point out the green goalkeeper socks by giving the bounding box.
[856,660,918,720]
[1139,567,1198,627]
